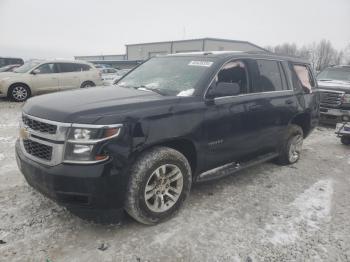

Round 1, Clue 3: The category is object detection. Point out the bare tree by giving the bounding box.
[265,40,346,72]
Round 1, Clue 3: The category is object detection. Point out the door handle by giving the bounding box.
[285,99,294,105]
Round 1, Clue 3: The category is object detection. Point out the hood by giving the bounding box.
[318,80,350,93]
[0,72,20,78]
[23,86,181,124]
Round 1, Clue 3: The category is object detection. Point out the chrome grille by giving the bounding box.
[22,115,57,134]
[320,90,344,108]
[23,139,53,161]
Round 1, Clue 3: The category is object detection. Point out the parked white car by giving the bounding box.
[0,60,102,102]
[100,68,121,85]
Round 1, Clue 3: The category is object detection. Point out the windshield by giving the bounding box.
[317,67,350,82]
[117,57,215,96]
[13,61,41,73]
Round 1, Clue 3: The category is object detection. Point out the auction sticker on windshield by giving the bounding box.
[188,61,213,67]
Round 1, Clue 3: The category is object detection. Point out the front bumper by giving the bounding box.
[15,140,127,222]
[320,107,350,124]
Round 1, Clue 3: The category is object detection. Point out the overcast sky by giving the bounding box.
[0,0,349,60]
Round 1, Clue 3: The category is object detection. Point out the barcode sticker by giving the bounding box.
[188,61,213,67]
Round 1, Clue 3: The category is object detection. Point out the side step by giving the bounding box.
[196,152,279,182]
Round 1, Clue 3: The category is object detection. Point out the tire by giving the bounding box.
[341,136,350,145]
[80,81,95,88]
[125,146,192,225]
[277,124,304,165]
[8,84,31,102]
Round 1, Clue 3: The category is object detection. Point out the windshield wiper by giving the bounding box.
[134,85,165,95]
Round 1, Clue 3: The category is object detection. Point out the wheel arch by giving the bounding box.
[7,82,32,98]
[131,138,198,175]
[289,111,311,138]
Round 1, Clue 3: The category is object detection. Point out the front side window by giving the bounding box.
[118,57,215,96]
[250,60,283,93]
[35,63,57,74]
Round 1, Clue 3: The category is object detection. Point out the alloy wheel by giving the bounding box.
[144,164,183,213]
[288,134,303,163]
[12,86,28,101]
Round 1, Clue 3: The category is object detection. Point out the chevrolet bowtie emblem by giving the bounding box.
[19,127,30,140]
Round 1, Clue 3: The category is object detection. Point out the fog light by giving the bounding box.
[342,115,350,122]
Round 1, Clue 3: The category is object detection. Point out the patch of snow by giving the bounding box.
[263,179,333,245]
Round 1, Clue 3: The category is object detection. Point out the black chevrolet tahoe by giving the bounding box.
[15,52,320,224]
[317,65,350,124]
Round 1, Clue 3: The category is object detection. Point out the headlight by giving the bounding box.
[64,124,122,163]
[343,94,350,104]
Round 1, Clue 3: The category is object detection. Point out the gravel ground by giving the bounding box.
[0,98,349,262]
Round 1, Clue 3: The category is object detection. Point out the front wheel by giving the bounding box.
[277,124,304,165]
[125,147,192,225]
[8,84,31,102]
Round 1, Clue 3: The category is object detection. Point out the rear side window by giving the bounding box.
[58,63,77,73]
[78,64,91,71]
[58,63,91,72]
[291,64,315,93]
[253,60,284,92]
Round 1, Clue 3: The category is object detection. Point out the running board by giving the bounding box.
[196,152,279,182]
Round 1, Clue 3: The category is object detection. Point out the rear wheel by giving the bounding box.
[125,147,192,225]
[81,81,95,88]
[277,124,304,165]
[341,136,350,145]
[8,84,31,102]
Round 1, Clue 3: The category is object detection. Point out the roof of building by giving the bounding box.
[125,37,267,51]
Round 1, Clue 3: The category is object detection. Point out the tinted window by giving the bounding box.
[78,64,91,71]
[317,67,350,82]
[214,60,248,95]
[35,63,57,74]
[252,60,283,92]
[58,63,77,73]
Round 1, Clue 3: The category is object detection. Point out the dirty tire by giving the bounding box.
[340,136,350,145]
[277,124,304,165]
[8,84,31,102]
[80,81,95,88]
[125,146,192,225]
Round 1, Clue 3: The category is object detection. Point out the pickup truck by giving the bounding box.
[317,65,350,124]
[15,52,320,224]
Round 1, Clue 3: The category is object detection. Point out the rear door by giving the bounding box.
[244,59,298,153]
[56,63,81,90]
[30,63,60,94]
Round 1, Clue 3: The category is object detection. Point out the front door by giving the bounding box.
[30,63,60,94]
[203,59,264,170]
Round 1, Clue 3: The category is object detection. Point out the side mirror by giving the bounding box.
[31,69,40,75]
[208,82,241,99]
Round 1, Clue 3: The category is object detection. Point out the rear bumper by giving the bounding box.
[15,140,127,222]
[320,107,350,124]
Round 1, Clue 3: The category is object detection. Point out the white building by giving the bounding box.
[126,38,266,60]
[75,38,266,68]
